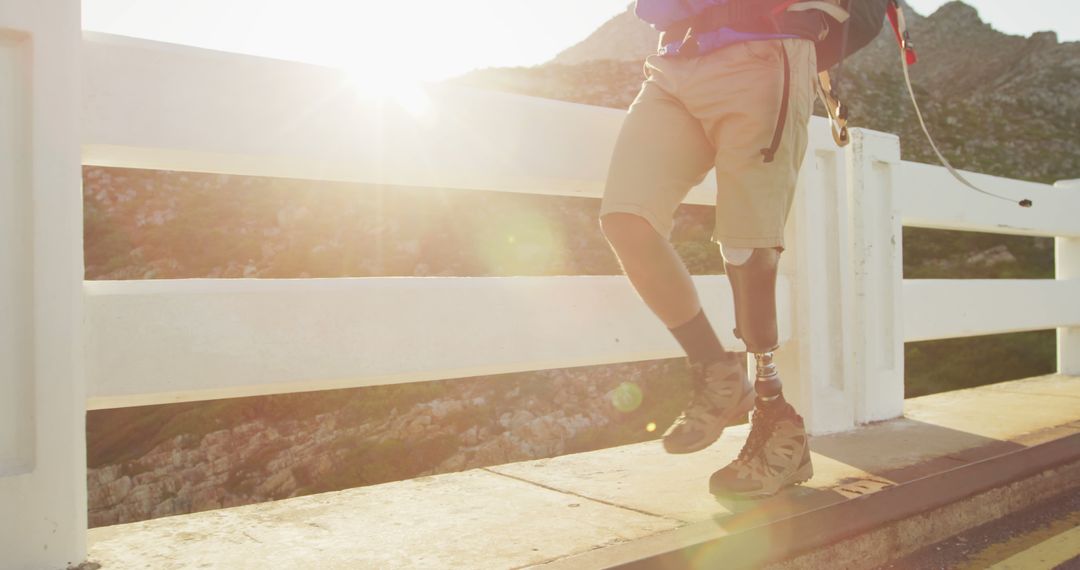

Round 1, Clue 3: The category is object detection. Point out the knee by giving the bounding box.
[600,213,658,251]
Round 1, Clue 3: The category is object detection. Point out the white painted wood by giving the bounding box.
[903,280,1080,343]
[0,0,87,567]
[1055,179,1080,374]
[85,276,793,410]
[71,28,1075,459]
[80,32,728,204]
[1058,240,1080,375]
[776,141,859,434]
[846,130,905,424]
[897,161,1080,238]
[0,29,33,477]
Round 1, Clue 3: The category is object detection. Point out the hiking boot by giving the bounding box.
[662,354,755,454]
[709,400,813,499]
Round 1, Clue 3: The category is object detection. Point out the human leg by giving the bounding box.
[601,70,754,453]
[600,213,701,329]
[601,212,755,454]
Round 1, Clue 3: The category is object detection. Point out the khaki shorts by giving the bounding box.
[601,38,817,249]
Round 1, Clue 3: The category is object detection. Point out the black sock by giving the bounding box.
[669,310,728,365]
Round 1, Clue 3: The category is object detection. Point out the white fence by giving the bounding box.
[2,19,1079,568]
[83,276,793,410]
[78,32,877,434]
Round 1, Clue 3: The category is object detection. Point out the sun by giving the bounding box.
[341,60,434,118]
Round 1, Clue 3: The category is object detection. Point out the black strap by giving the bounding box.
[832,0,854,98]
[760,43,791,163]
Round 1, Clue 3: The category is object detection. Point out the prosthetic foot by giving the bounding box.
[710,248,813,498]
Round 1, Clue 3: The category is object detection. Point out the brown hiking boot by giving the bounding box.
[709,401,814,499]
[662,354,755,454]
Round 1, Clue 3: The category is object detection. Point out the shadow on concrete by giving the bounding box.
[809,417,1026,483]
[701,419,1032,556]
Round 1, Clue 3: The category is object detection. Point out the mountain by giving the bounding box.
[454,1,1080,183]
[550,3,656,65]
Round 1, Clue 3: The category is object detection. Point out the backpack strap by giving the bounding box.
[760,43,791,163]
[816,70,849,147]
[787,1,849,23]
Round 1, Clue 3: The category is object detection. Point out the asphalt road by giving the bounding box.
[881,488,1080,569]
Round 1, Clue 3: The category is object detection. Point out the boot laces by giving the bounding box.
[671,364,709,428]
[683,362,730,419]
[735,407,780,464]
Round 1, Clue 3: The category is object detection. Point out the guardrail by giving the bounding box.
[2,24,1078,568]
[76,32,1080,430]
[63,27,1080,515]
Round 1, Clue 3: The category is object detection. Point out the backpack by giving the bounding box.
[814,0,1032,206]
[814,0,891,71]
[646,0,1031,205]
[815,0,913,146]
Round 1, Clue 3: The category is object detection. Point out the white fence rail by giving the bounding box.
[76,32,1080,430]
[1,23,1078,567]
[78,32,864,432]
[904,280,1080,343]
[84,276,793,410]
[898,161,1080,237]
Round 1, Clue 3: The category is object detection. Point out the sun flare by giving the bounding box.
[342,61,434,118]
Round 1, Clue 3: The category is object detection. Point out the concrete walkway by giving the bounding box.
[87,375,1080,569]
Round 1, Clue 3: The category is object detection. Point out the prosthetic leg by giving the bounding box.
[724,248,783,400]
[710,246,813,498]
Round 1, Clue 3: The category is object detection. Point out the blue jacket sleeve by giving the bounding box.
[634,0,726,30]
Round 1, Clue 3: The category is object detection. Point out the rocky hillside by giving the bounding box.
[88,359,687,527]
[456,1,1080,183]
[550,3,657,65]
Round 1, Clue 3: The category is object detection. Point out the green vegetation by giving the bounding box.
[906,331,1057,398]
[901,227,1057,399]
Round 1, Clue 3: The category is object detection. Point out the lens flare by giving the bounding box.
[342,62,433,119]
[610,382,643,413]
[474,209,567,275]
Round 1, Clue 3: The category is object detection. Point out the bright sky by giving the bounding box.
[83,0,1077,83]
[904,0,1078,41]
[82,0,631,83]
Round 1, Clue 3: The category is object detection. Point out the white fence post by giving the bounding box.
[775,126,858,434]
[777,126,904,434]
[1056,179,1080,375]
[847,129,905,423]
[0,0,86,567]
